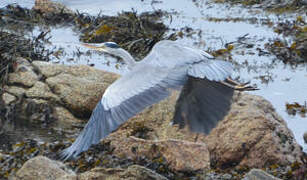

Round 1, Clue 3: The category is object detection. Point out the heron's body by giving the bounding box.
[60,40,252,160]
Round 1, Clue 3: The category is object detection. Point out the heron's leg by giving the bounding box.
[194,133,199,142]
[220,80,258,91]
[226,78,250,86]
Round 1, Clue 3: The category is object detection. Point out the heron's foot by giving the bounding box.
[222,79,259,91]
[234,84,259,91]
[226,78,250,86]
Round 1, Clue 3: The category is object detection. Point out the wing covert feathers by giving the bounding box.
[188,60,233,81]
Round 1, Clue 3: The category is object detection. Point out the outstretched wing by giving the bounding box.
[60,64,186,160]
[173,76,234,134]
[142,40,232,82]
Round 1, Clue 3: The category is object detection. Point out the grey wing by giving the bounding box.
[173,76,234,134]
[60,65,186,160]
[143,40,232,82]
[188,60,233,81]
[142,40,214,68]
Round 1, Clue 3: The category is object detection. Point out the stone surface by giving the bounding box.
[110,91,304,169]
[8,65,38,88]
[22,99,55,123]
[110,137,210,171]
[58,165,168,180]
[304,132,307,144]
[243,169,282,180]
[25,81,59,102]
[3,60,119,130]
[2,93,16,104]
[120,165,168,180]
[53,106,84,129]
[44,65,119,117]
[33,0,74,14]
[3,86,26,97]
[12,156,74,180]
[204,93,304,168]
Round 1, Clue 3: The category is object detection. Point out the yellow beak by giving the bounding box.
[82,43,107,52]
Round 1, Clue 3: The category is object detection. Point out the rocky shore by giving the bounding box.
[0,57,306,179]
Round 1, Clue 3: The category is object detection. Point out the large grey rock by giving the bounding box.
[204,93,304,168]
[58,165,168,180]
[304,132,307,144]
[12,156,74,180]
[109,90,304,169]
[44,68,118,118]
[8,63,38,88]
[243,169,282,180]
[25,81,59,102]
[110,137,210,171]
[3,86,26,97]
[33,0,74,14]
[2,93,16,104]
[33,61,119,118]
[3,59,119,130]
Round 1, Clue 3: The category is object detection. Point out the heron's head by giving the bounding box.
[83,42,121,55]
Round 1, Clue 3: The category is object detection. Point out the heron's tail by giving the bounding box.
[59,102,107,160]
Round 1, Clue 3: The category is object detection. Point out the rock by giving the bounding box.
[304,132,307,144]
[25,81,59,102]
[204,93,304,168]
[110,137,210,171]
[43,64,119,118]
[3,86,26,97]
[53,106,83,128]
[3,60,119,132]
[23,99,56,124]
[8,63,38,88]
[110,91,304,169]
[120,165,168,180]
[32,61,119,82]
[12,156,74,180]
[221,173,232,179]
[243,169,282,180]
[2,93,16,104]
[33,0,74,15]
[58,165,168,180]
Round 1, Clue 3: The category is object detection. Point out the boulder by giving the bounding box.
[110,91,304,169]
[304,132,307,144]
[204,93,304,168]
[242,169,282,180]
[2,93,16,104]
[53,106,83,128]
[35,62,119,118]
[58,165,168,180]
[2,59,119,129]
[33,0,74,15]
[12,156,74,180]
[3,86,26,97]
[110,137,210,171]
[25,81,59,102]
[46,73,108,118]
[8,62,38,88]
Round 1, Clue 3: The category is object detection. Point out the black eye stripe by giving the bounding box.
[105,42,119,48]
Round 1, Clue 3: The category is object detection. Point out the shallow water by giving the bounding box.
[2,0,307,151]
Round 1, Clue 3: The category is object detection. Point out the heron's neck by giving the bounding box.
[117,48,136,69]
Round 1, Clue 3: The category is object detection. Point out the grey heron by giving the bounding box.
[60,40,255,160]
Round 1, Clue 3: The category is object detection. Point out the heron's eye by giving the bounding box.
[104,42,120,49]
